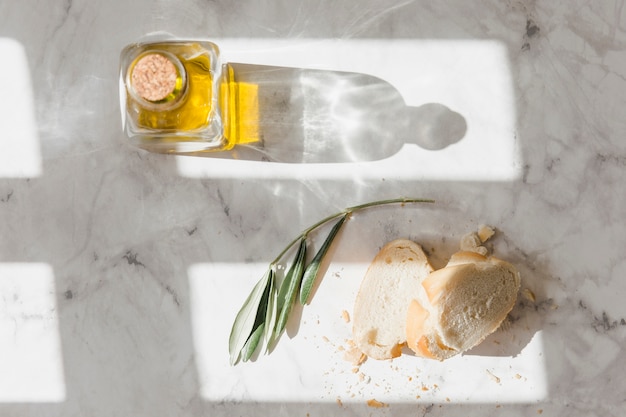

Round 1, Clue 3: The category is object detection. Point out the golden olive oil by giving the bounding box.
[220,64,260,146]
[121,40,260,153]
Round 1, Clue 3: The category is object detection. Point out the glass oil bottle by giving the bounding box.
[119,39,260,154]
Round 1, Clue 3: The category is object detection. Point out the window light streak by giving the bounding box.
[0,263,66,402]
[0,38,42,178]
[188,262,547,403]
[176,39,521,181]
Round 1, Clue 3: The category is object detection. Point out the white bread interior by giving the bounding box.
[406,251,521,360]
[352,239,434,360]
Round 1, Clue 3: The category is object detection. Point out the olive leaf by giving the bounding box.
[300,214,347,305]
[241,322,265,362]
[274,237,307,337]
[228,268,272,365]
[262,269,278,352]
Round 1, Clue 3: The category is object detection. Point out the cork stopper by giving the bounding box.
[130,53,179,102]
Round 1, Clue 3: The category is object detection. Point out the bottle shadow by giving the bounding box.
[194,63,467,163]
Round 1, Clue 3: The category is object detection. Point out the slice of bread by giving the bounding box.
[406,251,521,360]
[352,239,434,360]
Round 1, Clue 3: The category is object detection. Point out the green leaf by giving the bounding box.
[241,322,265,362]
[300,214,347,304]
[228,269,272,365]
[275,237,307,336]
[262,269,278,352]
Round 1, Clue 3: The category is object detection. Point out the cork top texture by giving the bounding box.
[130,53,178,102]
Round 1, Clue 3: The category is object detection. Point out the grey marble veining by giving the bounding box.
[1,1,625,416]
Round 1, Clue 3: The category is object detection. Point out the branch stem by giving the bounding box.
[271,197,434,265]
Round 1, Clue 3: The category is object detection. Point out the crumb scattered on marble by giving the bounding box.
[515,373,522,379]
[460,232,489,256]
[486,369,501,384]
[343,346,367,366]
[523,288,536,303]
[341,310,351,323]
[537,409,543,414]
[460,232,482,250]
[356,353,367,366]
[478,225,495,242]
[358,372,371,384]
[336,398,343,407]
[366,399,388,408]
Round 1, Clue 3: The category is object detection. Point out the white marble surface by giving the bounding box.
[1,0,625,416]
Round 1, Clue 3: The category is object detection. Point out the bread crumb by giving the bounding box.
[343,346,367,366]
[366,399,388,408]
[446,397,450,402]
[341,310,351,323]
[537,409,543,414]
[514,373,522,379]
[322,335,330,343]
[460,232,481,250]
[336,398,343,407]
[421,385,429,391]
[351,367,359,373]
[460,232,489,256]
[486,369,501,384]
[523,288,536,303]
[478,225,495,242]
[357,353,367,366]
